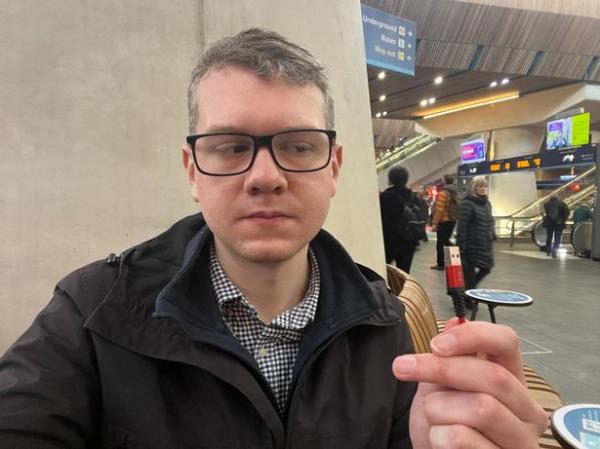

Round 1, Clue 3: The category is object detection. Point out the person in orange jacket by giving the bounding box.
[430,174,459,269]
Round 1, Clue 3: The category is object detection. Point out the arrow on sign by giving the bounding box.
[562,155,575,162]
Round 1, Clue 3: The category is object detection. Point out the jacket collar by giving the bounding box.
[145,214,397,330]
[85,213,402,346]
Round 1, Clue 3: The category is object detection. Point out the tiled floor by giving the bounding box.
[408,240,600,404]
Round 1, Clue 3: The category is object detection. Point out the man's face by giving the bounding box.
[183,66,342,264]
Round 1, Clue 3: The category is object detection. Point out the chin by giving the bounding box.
[236,240,308,264]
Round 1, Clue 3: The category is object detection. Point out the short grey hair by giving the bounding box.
[470,175,488,194]
[188,28,335,133]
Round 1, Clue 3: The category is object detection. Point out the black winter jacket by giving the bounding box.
[456,195,495,269]
[543,198,570,227]
[380,185,416,243]
[0,214,416,449]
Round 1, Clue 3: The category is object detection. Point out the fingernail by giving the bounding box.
[394,355,416,375]
[431,333,456,354]
[430,426,448,449]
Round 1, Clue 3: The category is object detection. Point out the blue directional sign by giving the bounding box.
[361,5,417,77]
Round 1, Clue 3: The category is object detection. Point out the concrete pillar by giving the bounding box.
[488,127,544,216]
[0,1,382,351]
[0,1,200,352]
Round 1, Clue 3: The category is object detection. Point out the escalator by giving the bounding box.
[496,166,596,248]
[531,184,595,248]
[375,134,441,174]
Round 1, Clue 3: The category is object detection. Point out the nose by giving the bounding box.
[243,146,287,194]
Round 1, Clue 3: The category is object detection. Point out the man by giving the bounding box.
[380,166,423,273]
[430,174,459,269]
[544,196,570,258]
[0,29,546,448]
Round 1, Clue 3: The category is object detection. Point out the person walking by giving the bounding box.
[430,174,459,269]
[456,176,495,305]
[543,196,570,258]
[380,167,424,273]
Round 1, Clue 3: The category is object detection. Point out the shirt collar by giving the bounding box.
[209,242,320,329]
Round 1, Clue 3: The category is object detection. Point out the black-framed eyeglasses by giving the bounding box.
[185,129,336,176]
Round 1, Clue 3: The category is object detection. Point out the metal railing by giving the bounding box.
[495,184,594,247]
[504,166,596,219]
[491,165,596,246]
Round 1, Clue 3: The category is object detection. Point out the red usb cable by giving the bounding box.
[444,246,467,324]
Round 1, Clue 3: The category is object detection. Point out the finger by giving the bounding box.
[392,353,545,427]
[430,321,524,382]
[429,425,501,449]
[424,390,546,449]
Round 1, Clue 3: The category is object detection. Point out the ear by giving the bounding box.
[182,145,200,203]
[330,143,343,197]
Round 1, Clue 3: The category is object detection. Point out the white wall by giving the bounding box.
[488,127,544,216]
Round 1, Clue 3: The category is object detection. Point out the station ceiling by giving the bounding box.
[362,0,600,136]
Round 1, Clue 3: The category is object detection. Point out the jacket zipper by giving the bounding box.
[282,315,402,449]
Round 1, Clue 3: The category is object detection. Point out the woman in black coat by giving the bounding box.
[456,176,495,294]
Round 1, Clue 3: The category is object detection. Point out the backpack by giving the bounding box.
[396,193,427,241]
[544,201,560,225]
[445,189,459,221]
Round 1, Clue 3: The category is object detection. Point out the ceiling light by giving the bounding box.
[428,97,436,105]
[501,78,509,85]
[419,99,428,107]
[375,112,382,118]
[422,91,520,120]
[379,94,386,102]
[377,71,386,80]
[490,81,498,88]
[382,111,388,116]
[434,76,443,85]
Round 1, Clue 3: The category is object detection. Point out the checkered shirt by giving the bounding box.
[209,244,320,414]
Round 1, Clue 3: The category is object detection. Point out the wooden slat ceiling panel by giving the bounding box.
[532,53,594,79]
[458,0,600,19]
[362,0,600,56]
[513,15,600,56]
[416,40,478,70]
[372,118,416,148]
[474,46,537,74]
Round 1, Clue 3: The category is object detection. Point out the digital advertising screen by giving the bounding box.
[546,112,590,150]
[460,137,486,164]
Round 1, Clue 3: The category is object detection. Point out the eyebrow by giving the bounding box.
[198,125,324,135]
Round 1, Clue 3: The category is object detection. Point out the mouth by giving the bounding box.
[245,210,290,220]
